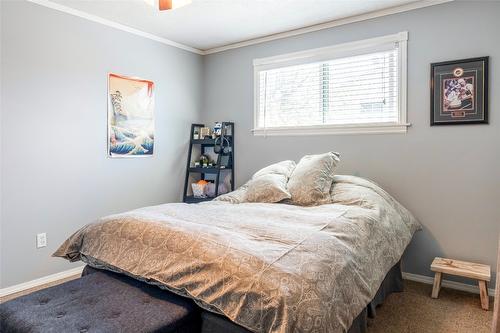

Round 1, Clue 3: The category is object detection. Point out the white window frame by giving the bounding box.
[252,31,409,136]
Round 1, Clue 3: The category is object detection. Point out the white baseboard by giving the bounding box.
[0,267,494,299]
[0,266,84,298]
[402,272,495,296]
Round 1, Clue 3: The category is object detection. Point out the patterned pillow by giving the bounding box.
[252,160,296,178]
[287,152,340,206]
[213,184,249,204]
[245,160,296,203]
[245,174,290,203]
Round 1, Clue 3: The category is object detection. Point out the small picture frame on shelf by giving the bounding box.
[200,127,211,138]
[430,57,488,125]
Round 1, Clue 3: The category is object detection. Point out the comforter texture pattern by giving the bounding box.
[54,176,420,333]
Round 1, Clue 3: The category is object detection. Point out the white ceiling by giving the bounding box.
[48,0,424,51]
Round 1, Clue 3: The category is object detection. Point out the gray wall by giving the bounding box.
[202,1,499,283]
[1,0,498,289]
[0,1,203,288]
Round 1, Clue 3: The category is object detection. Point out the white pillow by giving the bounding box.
[215,160,296,204]
[245,160,296,203]
[287,152,340,206]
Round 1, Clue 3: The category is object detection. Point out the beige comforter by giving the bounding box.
[54,175,420,333]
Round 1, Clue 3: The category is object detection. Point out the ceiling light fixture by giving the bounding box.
[143,0,192,11]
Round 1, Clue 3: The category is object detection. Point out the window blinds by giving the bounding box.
[257,45,400,129]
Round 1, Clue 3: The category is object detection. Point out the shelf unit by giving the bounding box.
[183,122,234,203]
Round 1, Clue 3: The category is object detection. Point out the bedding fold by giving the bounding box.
[54,175,420,333]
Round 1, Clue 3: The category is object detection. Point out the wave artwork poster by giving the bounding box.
[108,73,155,157]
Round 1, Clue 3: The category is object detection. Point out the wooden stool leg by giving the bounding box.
[478,280,489,311]
[432,272,442,298]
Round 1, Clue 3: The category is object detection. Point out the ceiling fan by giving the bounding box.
[143,0,192,11]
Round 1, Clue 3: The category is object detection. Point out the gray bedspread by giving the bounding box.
[54,175,420,333]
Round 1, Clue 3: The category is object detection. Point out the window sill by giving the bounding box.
[252,123,411,136]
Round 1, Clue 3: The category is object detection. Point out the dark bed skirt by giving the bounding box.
[348,260,403,333]
[82,261,403,333]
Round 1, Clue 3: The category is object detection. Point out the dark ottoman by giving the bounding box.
[0,268,200,333]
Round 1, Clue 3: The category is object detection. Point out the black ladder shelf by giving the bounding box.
[183,122,235,203]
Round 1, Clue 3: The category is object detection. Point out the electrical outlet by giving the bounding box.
[36,233,47,248]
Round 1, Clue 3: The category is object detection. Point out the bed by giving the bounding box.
[54,174,420,333]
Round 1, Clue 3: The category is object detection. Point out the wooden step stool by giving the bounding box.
[431,257,491,310]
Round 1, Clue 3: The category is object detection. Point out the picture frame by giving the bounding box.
[107,73,155,158]
[430,57,488,126]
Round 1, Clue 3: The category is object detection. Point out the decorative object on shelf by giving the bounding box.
[205,182,228,198]
[108,73,155,157]
[213,122,223,136]
[430,57,489,125]
[199,155,210,167]
[200,127,212,138]
[191,180,208,198]
[214,136,230,155]
[183,123,235,203]
[193,129,199,140]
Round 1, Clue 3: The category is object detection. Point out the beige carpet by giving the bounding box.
[1,278,495,332]
[368,280,494,333]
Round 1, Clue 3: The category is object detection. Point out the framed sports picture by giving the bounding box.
[430,57,488,125]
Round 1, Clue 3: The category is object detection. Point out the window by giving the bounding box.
[253,32,409,135]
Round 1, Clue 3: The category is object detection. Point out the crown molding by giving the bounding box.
[26,0,453,56]
[26,0,204,55]
[203,0,453,55]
